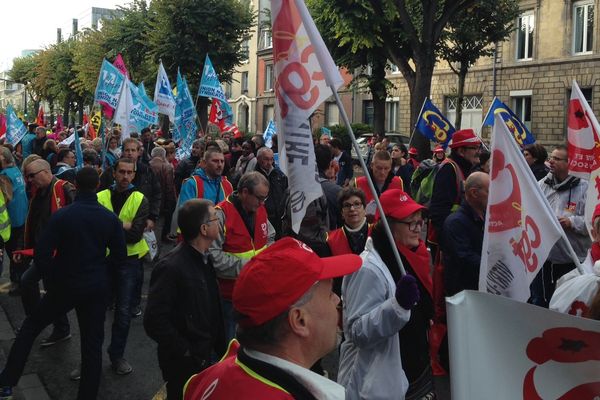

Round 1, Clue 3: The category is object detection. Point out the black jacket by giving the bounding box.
[255,164,288,238]
[441,201,484,297]
[34,192,127,292]
[100,161,161,221]
[144,243,226,372]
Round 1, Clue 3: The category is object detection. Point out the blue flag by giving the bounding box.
[198,54,227,102]
[5,104,27,147]
[415,98,456,149]
[130,82,159,131]
[263,120,276,148]
[483,97,535,146]
[174,70,198,158]
[321,127,332,137]
[73,129,84,168]
[94,59,126,110]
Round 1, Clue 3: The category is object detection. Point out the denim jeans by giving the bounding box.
[107,256,141,361]
[0,287,108,400]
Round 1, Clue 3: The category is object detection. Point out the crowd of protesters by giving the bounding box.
[0,119,597,400]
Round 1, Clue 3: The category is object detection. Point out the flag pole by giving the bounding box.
[408,97,428,149]
[331,89,406,276]
[476,97,497,152]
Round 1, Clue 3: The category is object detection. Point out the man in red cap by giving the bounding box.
[407,147,420,169]
[433,144,446,163]
[183,237,363,400]
[428,128,481,373]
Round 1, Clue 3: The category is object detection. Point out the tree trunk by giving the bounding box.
[197,97,210,135]
[369,62,388,137]
[455,64,468,130]
[409,59,434,160]
[62,97,70,129]
[78,101,84,126]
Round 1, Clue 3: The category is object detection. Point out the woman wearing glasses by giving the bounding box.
[339,189,434,400]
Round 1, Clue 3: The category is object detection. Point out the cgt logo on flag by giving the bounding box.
[523,327,600,399]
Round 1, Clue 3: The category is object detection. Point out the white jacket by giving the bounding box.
[338,237,410,400]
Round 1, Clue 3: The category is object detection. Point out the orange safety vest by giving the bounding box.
[217,198,269,299]
[354,175,403,204]
[184,340,294,400]
[192,175,233,200]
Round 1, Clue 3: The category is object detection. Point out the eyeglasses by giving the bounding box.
[549,156,567,162]
[203,217,219,226]
[252,192,269,203]
[342,201,364,210]
[25,170,44,179]
[392,219,424,232]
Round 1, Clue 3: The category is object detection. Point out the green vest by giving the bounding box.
[97,189,149,258]
[0,192,11,243]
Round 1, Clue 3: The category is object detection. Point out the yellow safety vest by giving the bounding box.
[97,189,149,258]
[0,192,11,243]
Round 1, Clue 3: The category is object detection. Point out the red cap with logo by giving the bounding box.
[378,189,425,221]
[449,129,482,149]
[433,145,445,153]
[233,237,362,327]
[408,147,418,155]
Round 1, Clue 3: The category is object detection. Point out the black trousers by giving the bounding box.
[0,286,108,400]
[163,356,204,400]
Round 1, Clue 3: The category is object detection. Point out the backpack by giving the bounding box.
[411,159,440,207]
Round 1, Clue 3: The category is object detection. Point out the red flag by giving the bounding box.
[0,114,6,137]
[83,113,90,125]
[56,115,63,133]
[208,99,226,131]
[36,107,45,126]
[113,53,129,79]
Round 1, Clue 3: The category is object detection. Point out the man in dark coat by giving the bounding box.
[144,199,226,400]
[255,147,288,239]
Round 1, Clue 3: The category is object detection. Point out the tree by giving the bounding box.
[439,0,519,129]
[9,55,40,119]
[307,0,395,136]
[146,0,254,128]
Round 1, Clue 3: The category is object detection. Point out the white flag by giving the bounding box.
[113,78,135,140]
[447,290,600,399]
[271,0,344,233]
[479,114,563,301]
[566,80,600,232]
[154,61,176,120]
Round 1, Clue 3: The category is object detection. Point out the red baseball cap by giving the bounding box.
[233,237,362,327]
[379,189,425,221]
[449,129,482,149]
[408,147,418,155]
[433,145,445,153]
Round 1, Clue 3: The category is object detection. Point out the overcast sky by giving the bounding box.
[0,0,125,72]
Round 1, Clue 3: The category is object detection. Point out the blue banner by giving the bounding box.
[174,70,198,156]
[483,97,535,146]
[129,81,159,131]
[263,119,276,148]
[415,98,455,149]
[94,59,126,110]
[74,129,84,168]
[5,104,27,147]
[320,126,332,137]
[198,54,227,102]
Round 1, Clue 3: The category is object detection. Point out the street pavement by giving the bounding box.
[0,237,451,400]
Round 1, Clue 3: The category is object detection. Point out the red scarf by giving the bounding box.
[397,239,433,298]
[591,242,600,264]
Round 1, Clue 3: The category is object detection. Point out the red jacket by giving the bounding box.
[327,225,372,256]
[217,198,269,299]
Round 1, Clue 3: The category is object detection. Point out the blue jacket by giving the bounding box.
[20,132,36,159]
[34,192,127,293]
[0,166,28,227]
[178,168,229,207]
[441,201,484,297]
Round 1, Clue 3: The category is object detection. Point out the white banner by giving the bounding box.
[447,290,600,399]
[113,78,134,140]
[271,0,343,233]
[154,61,176,120]
[479,114,563,301]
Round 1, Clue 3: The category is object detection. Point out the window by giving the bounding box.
[362,100,374,126]
[263,105,274,130]
[446,95,483,131]
[388,63,400,74]
[325,102,339,126]
[573,1,594,54]
[241,72,248,94]
[386,101,399,132]
[260,28,273,49]
[241,40,250,61]
[265,64,274,92]
[512,96,532,131]
[225,82,232,99]
[567,87,592,107]
[516,12,534,60]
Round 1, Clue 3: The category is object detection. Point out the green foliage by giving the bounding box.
[327,123,372,151]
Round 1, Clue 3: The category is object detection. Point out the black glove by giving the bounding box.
[395,274,420,310]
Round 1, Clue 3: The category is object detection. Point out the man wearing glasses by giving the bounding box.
[145,199,226,400]
[18,159,74,347]
[532,145,590,308]
[209,171,275,342]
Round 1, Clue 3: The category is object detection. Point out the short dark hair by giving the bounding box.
[83,149,99,166]
[57,148,73,163]
[178,199,212,242]
[75,167,99,193]
[330,138,343,150]
[141,127,151,135]
[236,309,290,349]
[314,144,333,172]
[523,143,548,165]
[338,187,366,210]
[114,157,135,171]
